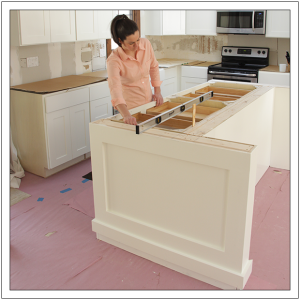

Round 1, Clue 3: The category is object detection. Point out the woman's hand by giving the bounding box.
[116,104,137,125]
[153,87,164,106]
[123,114,137,125]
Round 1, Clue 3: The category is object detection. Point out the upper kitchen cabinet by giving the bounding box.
[11,10,76,46]
[97,11,114,39]
[11,10,51,46]
[163,11,185,35]
[75,11,98,41]
[265,10,290,38]
[49,11,76,42]
[185,11,217,35]
[142,10,185,35]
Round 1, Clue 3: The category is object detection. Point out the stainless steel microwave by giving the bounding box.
[216,10,266,34]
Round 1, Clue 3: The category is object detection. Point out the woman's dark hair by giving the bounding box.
[111,14,139,47]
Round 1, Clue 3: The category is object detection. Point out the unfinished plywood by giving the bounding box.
[11,75,107,94]
[195,86,251,97]
[157,58,198,68]
[116,112,193,131]
[182,92,240,102]
[146,97,224,124]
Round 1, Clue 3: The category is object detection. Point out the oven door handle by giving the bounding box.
[208,71,257,77]
[252,11,255,32]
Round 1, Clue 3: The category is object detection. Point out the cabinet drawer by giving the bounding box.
[164,67,177,80]
[181,66,208,78]
[90,96,113,122]
[45,88,89,113]
[90,81,110,101]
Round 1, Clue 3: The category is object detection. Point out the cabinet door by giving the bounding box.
[46,108,72,169]
[90,96,113,122]
[69,102,90,158]
[163,11,185,35]
[19,11,51,45]
[161,77,178,97]
[141,10,163,35]
[76,11,98,40]
[186,11,217,35]
[50,11,76,42]
[265,11,290,38]
[98,11,114,39]
[181,77,207,91]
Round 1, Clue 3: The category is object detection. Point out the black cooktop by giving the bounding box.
[209,62,267,72]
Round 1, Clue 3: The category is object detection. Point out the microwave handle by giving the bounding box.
[252,11,255,32]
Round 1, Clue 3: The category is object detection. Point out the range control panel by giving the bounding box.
[222,46,269,58]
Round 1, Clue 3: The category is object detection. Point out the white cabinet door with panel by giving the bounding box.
[70,102,90,158]
[181,77,207,90]
[181,66,208,91]
[186,11,217,35]
[163,11,185,35]
[98,11,114,39]
[142,10,185,35]
[141,11,163,35]
[90,81,113,121]
[265,11,290,38]
[10,10,51,46]
[50,11,76,42]
[161,77,178,97]
[46,108,73,169]
[90,97,113,122]
[76,11,98,40]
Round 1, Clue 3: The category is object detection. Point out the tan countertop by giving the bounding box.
[80,69,108,78]
[10,59,223,94]
[260,65,290,73]
[156,58,221,68]
[11,75,107,94]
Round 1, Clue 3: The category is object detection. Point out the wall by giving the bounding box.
[147,34,290,65]
[10,34,290,86]
[10,39,106,86]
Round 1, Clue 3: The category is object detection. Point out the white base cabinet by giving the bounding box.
[90,97,113,122]
[10,80,112,177]
[258,71,290,87]
[181,66,208,91]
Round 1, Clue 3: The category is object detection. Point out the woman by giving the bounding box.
[107,14,163,125]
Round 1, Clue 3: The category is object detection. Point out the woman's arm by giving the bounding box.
[153,86,163,106]
[116,104,137,125]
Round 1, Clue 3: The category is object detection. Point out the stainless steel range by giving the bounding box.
[208,46,269,83]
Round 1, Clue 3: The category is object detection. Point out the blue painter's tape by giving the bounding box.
[60,188,72,194]
[82,179,89,183]
[37,198,44,202]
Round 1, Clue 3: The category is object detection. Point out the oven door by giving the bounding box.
[207,72,257,83]
[216,11,266,34]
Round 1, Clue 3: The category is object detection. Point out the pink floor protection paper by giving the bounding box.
[10,158,290,290]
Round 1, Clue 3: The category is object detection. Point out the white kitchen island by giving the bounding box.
[89,80,289,290]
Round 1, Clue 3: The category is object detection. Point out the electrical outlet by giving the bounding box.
[27,56,39,67]
[20,58,27,68]
[20,57,39,68]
